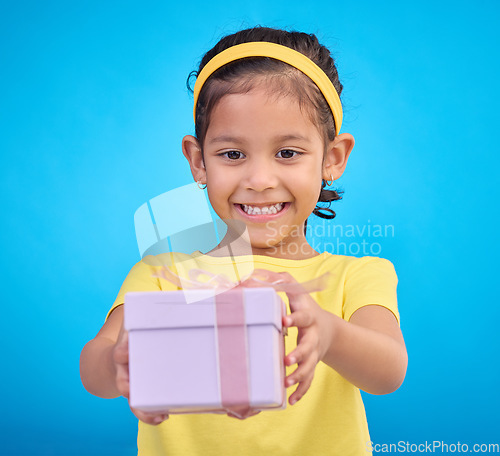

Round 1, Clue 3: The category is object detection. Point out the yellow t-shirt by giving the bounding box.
[108,251,399,456]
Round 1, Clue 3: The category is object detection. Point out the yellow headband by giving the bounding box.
[192,42,343,135]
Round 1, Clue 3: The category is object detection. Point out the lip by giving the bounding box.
[234,202,291,223]
[240,202,285,207]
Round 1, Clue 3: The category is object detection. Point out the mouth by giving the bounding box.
[234,202,290,220]
[240,202,285,215]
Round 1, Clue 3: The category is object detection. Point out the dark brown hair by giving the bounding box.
[187,27,344,229]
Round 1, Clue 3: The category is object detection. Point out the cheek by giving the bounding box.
[205,167,223,190]
[206,174,233,211]
[303,179,324,213]
[297,167,323,200]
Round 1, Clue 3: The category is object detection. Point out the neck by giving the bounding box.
[205,227,320,260]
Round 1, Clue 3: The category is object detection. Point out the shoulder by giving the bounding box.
[118,251,202,286]
[347,255,396,274]
[137,251,203,271]
[319,253,397,278]
[338,256,400,323]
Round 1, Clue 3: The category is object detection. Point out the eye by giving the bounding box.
[220,150,244,160]
[277,149,302,159]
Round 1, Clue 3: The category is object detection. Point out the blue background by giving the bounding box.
[1,1,499,454]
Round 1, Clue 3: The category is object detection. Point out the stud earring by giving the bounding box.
[196,180,207,190]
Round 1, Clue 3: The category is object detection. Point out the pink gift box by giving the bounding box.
[124,287,287,414]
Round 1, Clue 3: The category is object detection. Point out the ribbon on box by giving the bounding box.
[215,288,251,418]
[152,266,330,418]
[153,266,330,295]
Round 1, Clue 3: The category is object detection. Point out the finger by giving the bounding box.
[131,407,169,426]
[116,325,129,345]
[115,363,130,398]
[285,339,312,366]
[285,355,317,387]
[113,345,129,366]
[283,309,314,329]
[113,332,129,365]
[286,291,315,314]
[285,328,320,365]
[288,375,314,405]
[285,344,309,367]
[115,357,129,378]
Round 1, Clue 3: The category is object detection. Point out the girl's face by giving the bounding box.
[183,85,353,258]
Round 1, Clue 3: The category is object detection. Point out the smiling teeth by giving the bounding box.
[242,202,284,215]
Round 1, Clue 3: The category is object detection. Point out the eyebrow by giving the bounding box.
[208,135,244,145]
[207,134,310,144]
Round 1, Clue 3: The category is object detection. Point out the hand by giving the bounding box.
[276,272,334,406]
[112,324,169,426]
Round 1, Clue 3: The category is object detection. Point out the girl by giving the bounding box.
[80,26,407,455]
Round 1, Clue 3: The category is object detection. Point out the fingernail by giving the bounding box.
[286,378,295,387]
[290,398,297,405]
[288,356,296,365]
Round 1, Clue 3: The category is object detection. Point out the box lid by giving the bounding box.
[124,288,283,331]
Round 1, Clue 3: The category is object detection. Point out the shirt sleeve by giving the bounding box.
[343,256,400,325]
[105,258,163,321]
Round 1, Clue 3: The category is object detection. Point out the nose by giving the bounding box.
[242,157,279,192]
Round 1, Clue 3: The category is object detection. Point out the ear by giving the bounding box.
[323,133,355,181]
[182,135,206,184]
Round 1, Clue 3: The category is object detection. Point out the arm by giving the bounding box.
[79,305,169,425]
[325,304,407,394]
[287,304,407,393]
[80,305,123,399]
[281,275,407,405]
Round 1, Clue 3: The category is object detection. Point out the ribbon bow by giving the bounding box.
[152,266,331,295]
